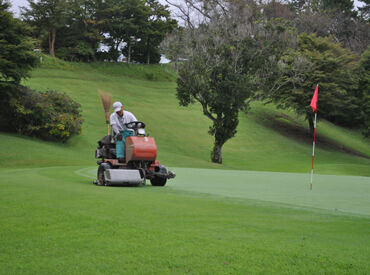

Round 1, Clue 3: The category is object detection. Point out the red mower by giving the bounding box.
[94,121,175,186]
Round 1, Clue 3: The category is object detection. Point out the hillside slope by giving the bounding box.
[1,57,369,176]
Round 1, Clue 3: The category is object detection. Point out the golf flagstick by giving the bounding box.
[310,85,318,191]
[310,112,317,191]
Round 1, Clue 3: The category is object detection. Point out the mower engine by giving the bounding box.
[94,121,175,186]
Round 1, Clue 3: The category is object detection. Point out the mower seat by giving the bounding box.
[98,135,115,147]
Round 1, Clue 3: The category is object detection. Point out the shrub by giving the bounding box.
[1,84,83,142]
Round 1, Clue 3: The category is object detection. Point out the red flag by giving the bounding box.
[310,85,318,112]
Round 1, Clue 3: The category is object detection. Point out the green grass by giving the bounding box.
[1,166,369,274]
[0,56,368,175]
[0,58,370,274]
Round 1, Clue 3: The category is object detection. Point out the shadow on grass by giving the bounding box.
[252,111,369,159]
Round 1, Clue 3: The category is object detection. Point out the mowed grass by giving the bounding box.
[0,58,370,273]
[0,166,369,274]
[0,56,368,175]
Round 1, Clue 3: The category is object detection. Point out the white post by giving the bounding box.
[310,112,317,191]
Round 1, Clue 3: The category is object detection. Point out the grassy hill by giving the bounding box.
[1,55,369,175]
[1,57,369,274]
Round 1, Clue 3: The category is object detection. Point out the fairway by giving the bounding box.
[1,166,370,274]
[77,167,370,216]
[1,61,369,274]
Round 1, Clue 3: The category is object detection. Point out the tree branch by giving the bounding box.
[194,94,216,122]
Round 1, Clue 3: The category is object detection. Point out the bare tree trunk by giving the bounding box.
[49,29,56,56]
[128,40,131,63]
[211,141,223,164]
[48,32,52,55]
[146,38,150,64]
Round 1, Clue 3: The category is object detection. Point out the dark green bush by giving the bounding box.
[1,83,83,142]
[145,72,155,81]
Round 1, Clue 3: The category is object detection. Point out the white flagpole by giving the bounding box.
[310,112,317,191]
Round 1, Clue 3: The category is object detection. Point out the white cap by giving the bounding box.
[113,101,123,112]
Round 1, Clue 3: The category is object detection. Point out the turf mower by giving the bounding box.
[93,121,176,186]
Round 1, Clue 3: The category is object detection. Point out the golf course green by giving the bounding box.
[0,57,369,274]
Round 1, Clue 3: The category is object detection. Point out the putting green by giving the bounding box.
[1,166,369,273]
[77,167,370,216]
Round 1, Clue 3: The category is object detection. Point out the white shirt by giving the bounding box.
[110,111,137,135]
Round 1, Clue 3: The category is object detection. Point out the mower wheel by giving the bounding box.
[150,165,167,186]
[150,177,167,186]
[96,162,111,186]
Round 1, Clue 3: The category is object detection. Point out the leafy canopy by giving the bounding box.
[271,33,359,133]
[177,15,294,163]
[0,0,37,84]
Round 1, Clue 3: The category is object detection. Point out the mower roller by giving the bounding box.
[94,121,176,186]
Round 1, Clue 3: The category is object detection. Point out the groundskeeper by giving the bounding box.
[110,101,137,162]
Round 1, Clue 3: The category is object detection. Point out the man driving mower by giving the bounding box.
[110,101,137,162]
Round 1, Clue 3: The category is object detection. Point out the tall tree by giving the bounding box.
[120,0,150,63]
[177,31,251,164]
[358,0,370,22]
[142,0,176,64]
[270,33,359,134]
[53,0,104,61]
[122,0,176,64]
[287,0,369,53]
[0,0,37,84]
[173,1,294,164]
[357,47,370,137]
[21,0,68,56]
[99,0,150,57]
[0,0,38,129]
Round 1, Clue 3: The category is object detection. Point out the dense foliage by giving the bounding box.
[163,0,369,164]
[0,2,83,142]
[357,47,370,137]
[176,3,295,163]
[22,0,176,63]
[1,84,83,142]
[0,0,37,83]
[271,33,360,134]
[177,38,252,163]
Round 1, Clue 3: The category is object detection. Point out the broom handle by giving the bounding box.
[105,111,110,136]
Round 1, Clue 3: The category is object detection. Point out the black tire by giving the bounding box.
[96,163,111,186]
[150,165,167,186]
[150,177,167,186]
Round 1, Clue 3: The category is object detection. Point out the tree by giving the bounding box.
[357,47,370,137]
[358,0,370,22]
[22,0,68,56]
[120,0,150,63]
[177,33,252,164]
[142,0,177,64]
[270,33,360,135]
[0,0,37,129]
[121,0,176,64]
[53,0,104,61]
[99,0,150,60]
[0,0,37,84]
[287,0,369,54]
[173,1,294,164]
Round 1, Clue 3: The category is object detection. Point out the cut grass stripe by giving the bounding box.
[74,166,370,216]
[169,168,370,216]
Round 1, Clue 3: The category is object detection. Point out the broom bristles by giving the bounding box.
[98,90,112,122]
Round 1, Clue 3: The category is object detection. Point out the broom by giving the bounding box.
[98,90,112,136]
